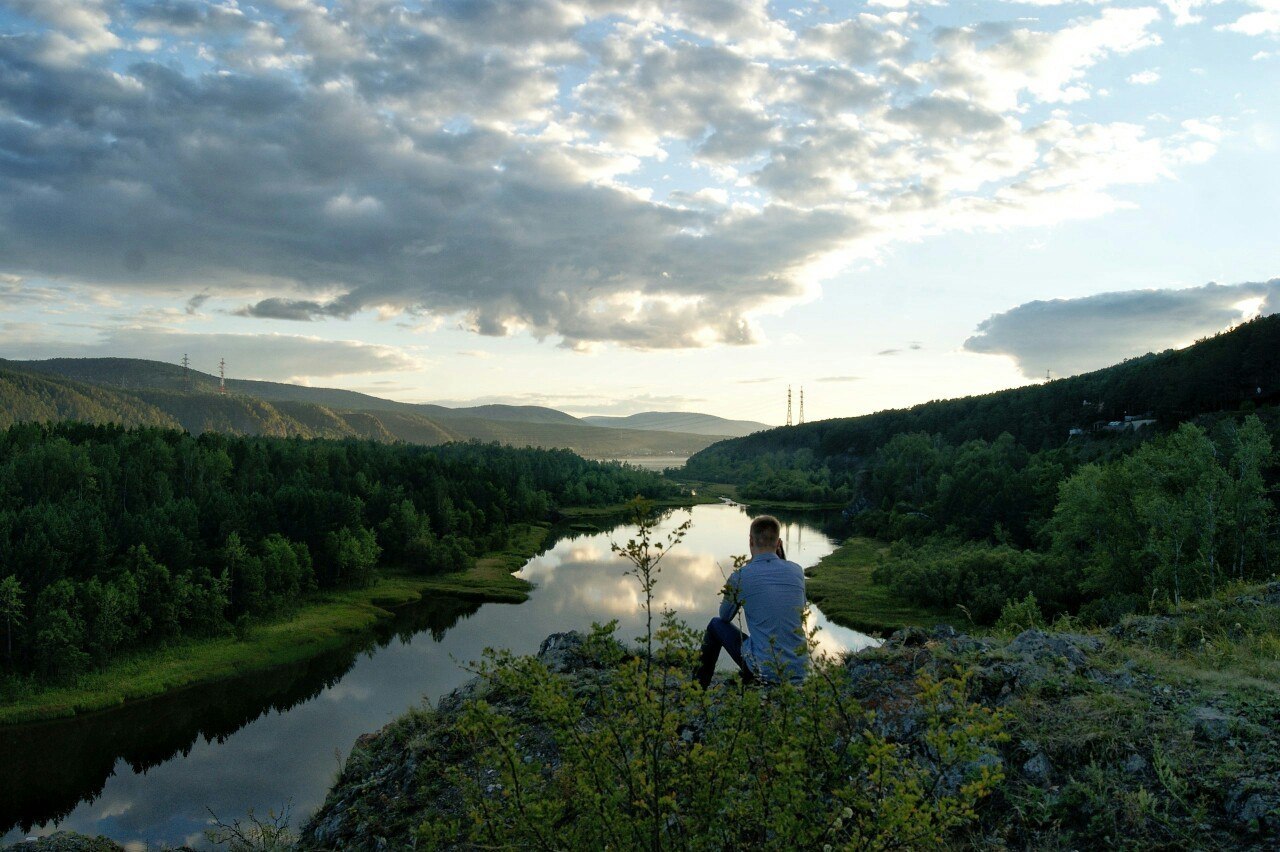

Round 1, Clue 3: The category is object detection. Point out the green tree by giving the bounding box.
[33,579,89,679]
[0,574,24,667]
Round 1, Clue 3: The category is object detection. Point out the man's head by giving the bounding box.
[748,515,782,555]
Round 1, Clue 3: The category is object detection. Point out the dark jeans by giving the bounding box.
[695,616,756,688]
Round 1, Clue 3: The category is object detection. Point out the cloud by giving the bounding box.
[0,325,421,382]
[184,291,211,315]
[1127,69,1161,84]
[234,297,356,322]
[0,0,1232,351]
[816,375,863,383]
[1218,0,1280,36]
[963,279,1280,378]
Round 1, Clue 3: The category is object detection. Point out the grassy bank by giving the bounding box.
[0,524,549,726]
[806,536,954,634]
[558,482,846,519]
[556,492,724,519]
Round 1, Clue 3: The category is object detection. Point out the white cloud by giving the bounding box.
[0,325,422,383]
[1127,69,1161,84]
[964,279,1280,378]
[1219,0,1280,36]
[0,0,1233,352]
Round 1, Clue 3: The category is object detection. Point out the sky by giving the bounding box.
[0,0,1277,426]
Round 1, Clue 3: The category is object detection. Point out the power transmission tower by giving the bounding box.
[219,358,227,395]
[181,353,190,391]
[786,385,792,427]
[799,387,805,424]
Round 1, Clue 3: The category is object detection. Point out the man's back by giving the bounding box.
[720,552,808,683]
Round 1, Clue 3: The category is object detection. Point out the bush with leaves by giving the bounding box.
[427,502,1006,850]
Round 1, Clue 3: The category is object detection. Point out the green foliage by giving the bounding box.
[0,422,679,684]
[0,574,24,665]
[1049,420,1275,617]
[431,512,1006,849]
[873,538,1072,625]
[828,417,1274,629]
[995,592,1045,637]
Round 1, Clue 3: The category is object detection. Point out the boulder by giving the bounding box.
[1191,705,1232,742]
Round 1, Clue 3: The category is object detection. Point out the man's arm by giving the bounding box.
[719,569,742,621]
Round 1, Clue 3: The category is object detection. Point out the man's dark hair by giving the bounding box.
[749,515,781,545]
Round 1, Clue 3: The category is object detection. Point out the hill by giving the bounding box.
[582,411,769,437]
[684,314,1280,484]
[0,369,180,431]
[0,362,721,458]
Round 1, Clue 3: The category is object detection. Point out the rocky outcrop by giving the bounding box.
[4,835,164,852]
[300,620,1280,850]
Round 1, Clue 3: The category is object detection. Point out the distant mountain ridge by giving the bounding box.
[582,411,769,437]
[0,358,731,458]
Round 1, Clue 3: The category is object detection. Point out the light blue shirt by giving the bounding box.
[719,552,808,683]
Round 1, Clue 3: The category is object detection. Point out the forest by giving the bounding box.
[855,416,1277,624]
[683,317,1280,627]
[684,314,1280,496]
[0,423,678,686]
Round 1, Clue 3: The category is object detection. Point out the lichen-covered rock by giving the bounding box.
[299,623,1280,852]
[5,834,157,852]
[1191,705,1233,742]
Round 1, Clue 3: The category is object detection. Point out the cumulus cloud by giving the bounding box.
[0,0,1239,350]
[964,279,1280,378]
[0,325,421,382]
[1219,0,1280,36]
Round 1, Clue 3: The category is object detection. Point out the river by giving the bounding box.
[2,504,875,848]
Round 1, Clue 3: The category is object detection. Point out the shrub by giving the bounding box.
[995,592,1044,636]
[430,502,1006,849]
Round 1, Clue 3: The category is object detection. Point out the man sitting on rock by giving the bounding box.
[694,514,808,688]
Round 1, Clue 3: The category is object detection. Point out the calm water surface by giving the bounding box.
[2,504,874,848]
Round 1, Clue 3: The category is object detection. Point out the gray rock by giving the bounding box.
[1190,705,1232,742]
[1006,630,1101,674]
[537,631,588,673]
[888,625,931,647]
[1022,752,1054,785]
[6,834,130,852]
[1226,781,1280,833]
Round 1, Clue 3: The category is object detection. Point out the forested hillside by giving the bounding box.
[0,362,721,457]
[0,370,180,431]
[685,315,1280,490]
[684,317,1280,628]
[0,424,679,688]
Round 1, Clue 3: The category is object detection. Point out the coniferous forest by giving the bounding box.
[0,423,678,686]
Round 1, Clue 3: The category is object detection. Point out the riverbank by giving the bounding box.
[557,483,846,519]
[806,536,953,634]
[0,524,550,726]
[555,489,730,519]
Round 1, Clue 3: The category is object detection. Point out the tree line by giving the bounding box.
[0,423,678,684]
[684,314,1280,492]
[852,416,1276,624]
